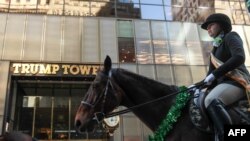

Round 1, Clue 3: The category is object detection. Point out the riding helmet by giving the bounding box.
[201,13,232,33]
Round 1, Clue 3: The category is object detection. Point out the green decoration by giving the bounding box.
[148,86,190,141]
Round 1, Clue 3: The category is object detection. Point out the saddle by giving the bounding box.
[189,90,250,133]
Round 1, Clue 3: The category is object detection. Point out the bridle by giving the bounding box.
[81,70,117,123]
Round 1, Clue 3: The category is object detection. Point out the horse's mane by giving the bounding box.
[114,68,178,98]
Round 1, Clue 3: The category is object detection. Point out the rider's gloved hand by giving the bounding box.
[204,73,215,85]
[188,84,197,94]
[193,89,201,106]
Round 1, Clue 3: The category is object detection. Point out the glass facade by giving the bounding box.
[1,0,250,141]
[0,0,250,24]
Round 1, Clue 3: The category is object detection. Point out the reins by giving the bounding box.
[105,82,205,118]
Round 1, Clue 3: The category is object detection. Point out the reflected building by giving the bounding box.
[0,0,250,141]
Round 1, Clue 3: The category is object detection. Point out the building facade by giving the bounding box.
[0,0,250,141]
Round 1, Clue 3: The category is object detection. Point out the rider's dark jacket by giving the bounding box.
[207,31,250,90]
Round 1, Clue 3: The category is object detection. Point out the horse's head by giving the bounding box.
[75,56,122,133]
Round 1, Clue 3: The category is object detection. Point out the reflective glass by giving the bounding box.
[63,17,81,62]
[151,21,170,64]
[141,5,165,20]
[167,22,189,64]
[65,0,90,16]
[164,6,173,21]
[173,65,192,86]
[0,13,7,57]
[44,16,62,61]
[18,96,35,135]
[200,41,213,65]
[90,2,115,17]
[53,91,69,140]
[46,0,64,15]
[198,0,214,7]
[138,65,156,80]
[197,8,215,23]
[117,20,135,63]
[120,64,137,73]
[232,10,245,24]
[117,0,139,3]
[190,66,207,83]
[34,96,52,140]
[3,14,25,60]
[229,1,241,9]
[118,38,136,63]
[135,20,153,64]
[172,0,185,6]
[123,116,141,136]
[184,23,205,65]
[172,7,185,21]
[116,3,141,18]
[155,65,174,84]
[140,0,163,5]
[214,0,230,9]
[244,26,250,53]
[163,0,172,6]
[243,10,250,25]
[100,19,118,63]
[0,0,9,12]
[81,18,99,62]
[9,0,37,13]
[23,15,43,61]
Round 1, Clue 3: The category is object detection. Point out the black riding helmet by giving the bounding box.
[201,13,232,33]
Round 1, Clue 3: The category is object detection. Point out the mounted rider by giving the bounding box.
[198,13,250,141]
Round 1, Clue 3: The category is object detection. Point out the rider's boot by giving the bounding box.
[207,99,232,141]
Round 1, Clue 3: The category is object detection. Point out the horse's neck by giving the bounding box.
[113,69,179,131]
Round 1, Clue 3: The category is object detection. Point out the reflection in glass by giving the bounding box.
[198,0,214,7]
[138,65,155,80]
[200,41,213,65]
[65,0,90,16]
[91,2,115,17]
[140,0,163,5]
[173,66,192,86]
[118,38,136,63]
[53,90,69,140]
[156,65,174,84]
[165,6,173,21]
[151,21,170,64]
[118,20,135,63]
[34,96,52,140]
[117,3,141,18]
[190,66,207,83]
[184,23,205,65]
[141,5,165,20]
[167,22,188,64]
[232,10,245,24]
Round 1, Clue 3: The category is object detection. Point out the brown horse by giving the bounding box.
[75,56,247,141]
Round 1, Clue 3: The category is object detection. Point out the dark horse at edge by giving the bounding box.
[75,56,247,141]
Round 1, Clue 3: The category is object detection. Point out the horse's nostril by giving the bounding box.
[75,120,82,128]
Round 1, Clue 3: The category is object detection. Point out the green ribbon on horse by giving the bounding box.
[149,86,190,141]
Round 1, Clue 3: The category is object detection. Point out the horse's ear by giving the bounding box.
[104,55,112,74]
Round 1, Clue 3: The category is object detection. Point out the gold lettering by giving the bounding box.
[62,65,70,74]
[21,64,30,73]
[92,66,99,75]
[79,65,91,75]
[70,65,79,75]
[12,63,21,73]
[51,65,60,74]
[30,64,39,74]
[39,64,51,74]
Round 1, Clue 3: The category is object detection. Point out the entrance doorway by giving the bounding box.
[9,77,107,141]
